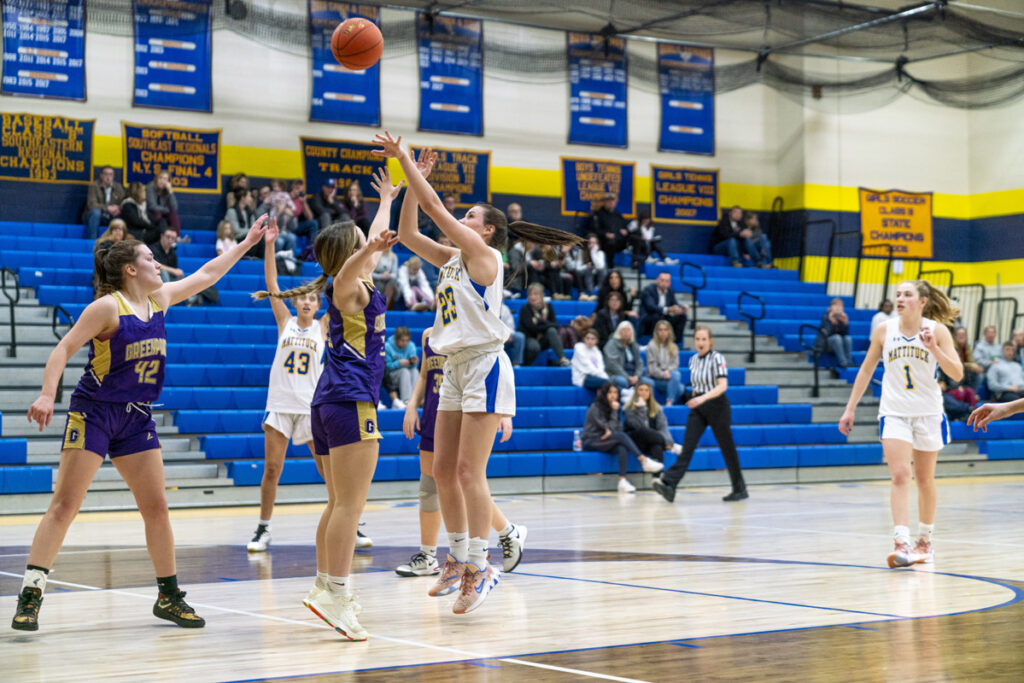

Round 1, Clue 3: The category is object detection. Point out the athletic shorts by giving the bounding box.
[263,411,313,445]
[879,414,950,452]
[311,401,381,455]
[438,348,516,416]
[418,434,435,453]
[63,398,160,458]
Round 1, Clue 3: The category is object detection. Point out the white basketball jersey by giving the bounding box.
[266,316,325,413]
[878,317,943,417]
[428,247,510,356]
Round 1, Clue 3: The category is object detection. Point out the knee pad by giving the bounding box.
[418,473,439,513]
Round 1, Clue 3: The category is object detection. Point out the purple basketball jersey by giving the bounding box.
[313,280,387,405]
[418,337,446,441]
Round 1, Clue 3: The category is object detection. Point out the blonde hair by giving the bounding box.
[626,380,661,419]
[907,279,959,325]
[216,220,233,240]
[649,320,678,358]
[252,221,358,300]
[694,325,714,348]
[96,219,126,244]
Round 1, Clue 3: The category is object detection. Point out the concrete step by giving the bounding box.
[0,305,51,324]
[744,369,854,387]
[846,424,880,443]
[779,385,860,401]
[84,476,226,492]
[0,347,88,366]
[27,448,204,465]
[27,435,195,456]
[0,325,71,344]
[2,415,179,438]
[0,366,79,387]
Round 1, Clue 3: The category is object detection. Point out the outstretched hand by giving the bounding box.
[265,216,279,245]
[365,230,399,254]
[967,402,1008,432]
[371,131,404,159]
[369,166,404,201]
[415,147,438,179]
[242,215,270,246]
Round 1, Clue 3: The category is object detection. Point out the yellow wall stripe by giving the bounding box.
[795,255,1024,287]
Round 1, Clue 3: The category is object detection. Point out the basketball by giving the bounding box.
[331,18,383,71]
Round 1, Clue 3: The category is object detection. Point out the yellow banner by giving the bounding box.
[859,188,933,259]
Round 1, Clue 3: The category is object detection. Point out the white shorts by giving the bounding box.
[438,349,516,416]
[263,411,313,445]
[879,414,950,452]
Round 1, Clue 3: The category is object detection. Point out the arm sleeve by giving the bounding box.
[603,341,624,377]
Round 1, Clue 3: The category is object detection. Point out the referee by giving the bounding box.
[652,326,749,502]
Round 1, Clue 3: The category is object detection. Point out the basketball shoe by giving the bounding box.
[11,586,43,631]
[153,590,205,628]
[452,561,501,614]
[498,524,528,573]
[305,583,361,617]
[886,538,914,568]
[309,591,367,641]
[356,525,373,548]
[910,536,934,564]
[247,525,271,552]
[396,551,439,577]
[428,553,464,597]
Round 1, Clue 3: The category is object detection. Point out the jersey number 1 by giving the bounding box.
[902,364,915,390]
[439,285,458,327]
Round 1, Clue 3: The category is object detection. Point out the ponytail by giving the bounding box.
[94,239,142,298]
[253,274,327,301]
[912,279,959,325]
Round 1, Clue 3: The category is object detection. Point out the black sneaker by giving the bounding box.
[652,477,676,503]
[722,490,749,502]
[12,587,43,631]
[153,590,206,628]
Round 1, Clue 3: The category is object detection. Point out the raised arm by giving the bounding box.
[838,324,886,434]
[156,215,269,309]
[366,166,404,248]
[395,146,458,268]
[262,217,291,332]
[332,230,399,315]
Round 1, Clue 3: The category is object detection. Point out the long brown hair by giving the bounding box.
[626,380,661,419]
[252,220,358,300]
[94,239,143,298]
[908,279,959,325]
[475,203,582,252]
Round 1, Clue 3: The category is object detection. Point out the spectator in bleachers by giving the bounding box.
[987,343,1024,402]
[289,179,319,242]
[527,243,568,299]
[83,165,126,239]
[398,256,434,312]
[308,178,350,231]
[572,328,619,390]
[505,237,528,295]
[711,206,759,268]
[225,172,249,209]
[371,243,399,309]
[145,170,180,233]
[871,299,897,333]
[149,226,184,282]
[626,212,674,267]
[215,220,236,256]
[644,320,683,406]
[342,181,370,233]
[1013,330,1024,363]
[604,320,643,397]
[973,325,1002,371]
[563,241,600,300]
[588,192,629,268]
[121,182,161,245]
[385,326,419,410]
[500,302,525,367]
[519,283,570,367]
[953,327,984,392]
[592,290,630,347]
[819,297,853,374]
[639,272,689,340]
[225,188,263,259]
[595,270,638,318]
[580,382,649,493]
[506,202,523,222]
[623,381,679,471]
[743,211,773,268]
[94,219,125,250]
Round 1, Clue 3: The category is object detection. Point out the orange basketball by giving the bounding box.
[331,18,383,71]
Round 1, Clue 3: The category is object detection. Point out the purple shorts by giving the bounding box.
[63,398,160,458]
[311,401,381,456]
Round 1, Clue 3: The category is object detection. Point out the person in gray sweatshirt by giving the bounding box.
[973,325,1002,371]
[987,343,1024,402]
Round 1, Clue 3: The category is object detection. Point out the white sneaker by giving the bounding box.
[356,527,373,548]
[641,457,664,474]
[618,478,636,493]
[396,551,439,577]
[310,591,367,641]
[390,397,406,410]
[498,523,528,573]
[452,561,501,614]
[671,443,683,456]
[304,583,362,616]
[664,258,679,265]
[247,525,271,552]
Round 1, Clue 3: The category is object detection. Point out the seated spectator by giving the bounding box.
[953,327,984,391]
[639,272,689,340]
[572,328,621,390]
[623,381,680,470]
[398,256,434,312]
[343,181,370,233]
[973,325,1002,371]
[94,219,126,251]
[384,326,419,409]
[604,320,643,396]
[564,240,600,301]
[307,178,350,231]
[743,211,773,268]
[871,299,896,333]
[1014,330,1024,363]
[500,302,525,367]
[711,205,759,268]
[225,172,249,209]
[626,212,673,267]
[519,283,570,367]
[215,220,236,256]
[372,244,399,309]
[592,290,632,347]
[588,192,629,269]
[819,297,853,373]
[254,184,273,219]
[644,320,683,406]
[506,202,523,222]
[288,179,319,243]
[594,270,638,317]
[121,182,161,245]
[225,188,262,259]
[145,170,180,233]
[149,226,214,306]
[527,243,568,298]
[83,165,126,239]
[938,368,977,421]
[580,382,649,493]
[505,237,528,295]
[987,343,1024,402]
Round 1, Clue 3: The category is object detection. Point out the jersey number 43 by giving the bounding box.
[283,350,311,375]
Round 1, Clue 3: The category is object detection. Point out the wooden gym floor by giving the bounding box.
[2,476,1023,681]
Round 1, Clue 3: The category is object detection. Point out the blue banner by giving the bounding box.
[300,137,386,201]
[561,157,635,218]
[132,0,212,112]
[123,122,220,193]
[1,0,86,100]
[651,164,718,224]
[309,2,380,127]
[568,33,627,148]
[658,44,715,155]
[417,13,483,136]
[412,146,490,206]
[0,112,93,183]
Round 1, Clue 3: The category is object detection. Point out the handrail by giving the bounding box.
[976,296,1019,345]
[949,283,987,343]
[1,267,19,358]
[800,218,838,281]
[679,261,707,330]
[857,242,892,309]
[825,228,862,297]
[737,291,766,363]
[919,269,954,296]
[51,305,75,403]
[798,323,824,398]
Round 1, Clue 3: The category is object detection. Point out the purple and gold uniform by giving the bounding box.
[311,279,386,454]
[416,337,445,452]
[63,291,165,458]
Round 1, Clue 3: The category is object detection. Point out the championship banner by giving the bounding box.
[132,0,212,112]
[416,12,483,136]
[567,33,627,148]
[300,136,385,200]
[1,0,86,101]
[411,146,489,206]
[123,122,220,193]
[658,44,715,156]
[309,2,380,127]
[0,112,93,183]
[651,165,718,224]
[561,156,635,218]
[859,188,933,259]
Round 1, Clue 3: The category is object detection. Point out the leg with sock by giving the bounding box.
[912,449,938,563]
[883,439,915,568]
[12,565,49,631]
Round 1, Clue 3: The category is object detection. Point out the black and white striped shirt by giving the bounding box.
[688,350,728,395]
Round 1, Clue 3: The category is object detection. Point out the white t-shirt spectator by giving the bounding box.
[571,342,609,387]
[216,237,235,256]
[398,263,434,307]
[871,310,896,334]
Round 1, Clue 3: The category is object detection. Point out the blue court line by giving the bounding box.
[843,625,880,631]
[672,641,705,648]
[465,660,503,669]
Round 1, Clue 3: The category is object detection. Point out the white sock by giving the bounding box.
[468,537,488,568]
[448,531,468,563]
[22,567,48,594]
[893,525,911,541]
[316,571,328,590]
[327,574,351,596]
[420,545,437,557]
[918,522,934,539]
[498,522,514,538]
[258,519,271,527]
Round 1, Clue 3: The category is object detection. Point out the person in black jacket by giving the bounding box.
[819,297,853,372]
[121,182,162,245]
[307,178,350,231]
[518,283,569,366]
[592,291,630,347]
[594,270,638,317]
[639,272,689,339]
[581,382,651,493]
[588,193,629,268]
[710,206,760,267]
